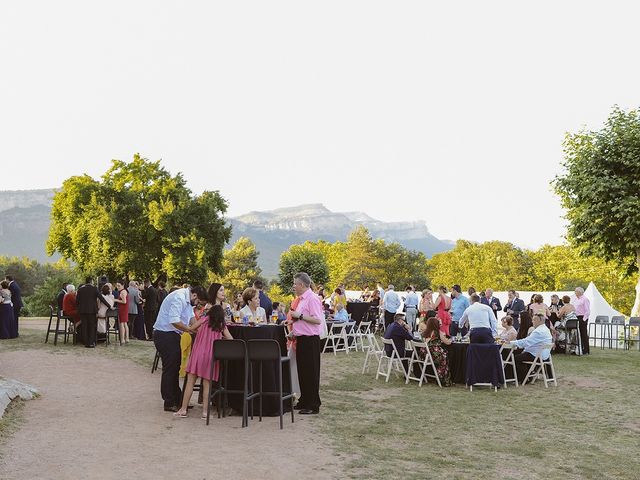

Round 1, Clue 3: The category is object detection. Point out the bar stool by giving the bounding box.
[45,305,69,346]
[610,316,626,350]
[106,309,120,346]
[593,316,609,350]
[207,339,251,427]
[247,339,295,429]
[565,318,582,355]
[151,350,161,373]
[625,317,640,351]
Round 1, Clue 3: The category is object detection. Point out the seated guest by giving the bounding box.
[507,313,552,384]
[62,284,80,327]
[332,303,349,322]
[499,316,518,342]
[516,311,534,340]
[239,287,267,323]
[459,294,497,343]
[383,314,414,362]
[418,316,452,386]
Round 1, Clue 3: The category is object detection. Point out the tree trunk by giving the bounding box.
[632,250,640,317]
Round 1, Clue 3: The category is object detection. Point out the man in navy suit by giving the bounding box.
[5,275,23,337]
[503,289,525,331]
[480,288,501,319]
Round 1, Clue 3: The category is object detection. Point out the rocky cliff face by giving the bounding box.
[0,190,453,276]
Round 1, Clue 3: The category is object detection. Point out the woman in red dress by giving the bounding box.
[434,286,452,336]
[113,280,129,345]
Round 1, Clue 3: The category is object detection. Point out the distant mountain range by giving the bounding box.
[0,189,453,277]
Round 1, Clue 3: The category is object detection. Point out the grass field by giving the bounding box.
[2,322,640,480]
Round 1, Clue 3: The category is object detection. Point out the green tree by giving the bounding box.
[553,106,640,315]
[375,241,430,289]
[278,244,329,291]
[46,154,231,285]
[211,237,262,298]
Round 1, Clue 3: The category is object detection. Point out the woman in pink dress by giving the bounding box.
[174,303,232,418]
[434,286,452,336]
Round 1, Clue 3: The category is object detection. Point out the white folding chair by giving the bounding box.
[322,323,348,355]
[362,333,383,374]
[405,340,441,387]
[376,338,407,382]
[500,343,518,388]
[354,321,372,351]
[522,343,557,387]
[344,321,358,353]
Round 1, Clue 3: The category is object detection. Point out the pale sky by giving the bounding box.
[1,1,639,249]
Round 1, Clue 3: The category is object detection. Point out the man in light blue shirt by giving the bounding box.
[403,285,419,331]
[509,313,553,384]
[382,285,401,329]
[152,286,209,412]
[459,294,497,343]
[449,284,469,337]
[332,303,349,322]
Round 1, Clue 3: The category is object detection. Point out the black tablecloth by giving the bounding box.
[225,325,291,416]
[465,343,505,387]
[347,302,371,323]
[444,342,468,384]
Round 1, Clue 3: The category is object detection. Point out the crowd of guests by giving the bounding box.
[380,284,591,387]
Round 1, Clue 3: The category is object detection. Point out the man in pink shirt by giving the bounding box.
[288,272,324,415]
[573,287,591,355]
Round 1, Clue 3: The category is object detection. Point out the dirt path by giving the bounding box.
[0,350,341,480]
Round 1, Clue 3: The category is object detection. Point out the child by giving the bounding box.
[174,304,233,418]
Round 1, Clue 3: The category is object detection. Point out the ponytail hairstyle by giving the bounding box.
[208,304,226,332]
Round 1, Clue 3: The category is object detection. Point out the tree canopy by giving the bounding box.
[46,154,231,284]
[210,237,263,297]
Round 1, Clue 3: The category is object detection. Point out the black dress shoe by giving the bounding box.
[299,409,319,415]
[164,405,178,412]
[293,404,305,410]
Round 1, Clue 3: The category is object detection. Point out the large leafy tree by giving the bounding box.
[211,237,262,297]
[553,106,640,315]
[46,154,231,284]
[278,244,329,291]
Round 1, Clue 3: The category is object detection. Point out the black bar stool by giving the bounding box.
[206,339,251,427]
[106,309,120,346]
[45,305,69,346]
[247,339,295,429]
[151,350,161,373]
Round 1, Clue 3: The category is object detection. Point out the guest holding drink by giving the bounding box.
[239,287,267,323]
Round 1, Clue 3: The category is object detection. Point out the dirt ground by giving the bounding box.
[0,349,341,480]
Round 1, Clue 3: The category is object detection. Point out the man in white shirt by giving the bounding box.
[508,313,553,384]
[153,286,209,412]
[382,285,401,329]
[403,285,419,331]
[459,294,497,343]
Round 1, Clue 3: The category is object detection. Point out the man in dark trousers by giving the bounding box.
[76,276,110,348]
[5,276,23,337]
[503,289,526,331]
[480,288,502,319]
[142,279,159,341]
[56,282,69,315]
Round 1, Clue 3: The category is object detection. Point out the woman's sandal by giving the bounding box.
[173,411,188,418]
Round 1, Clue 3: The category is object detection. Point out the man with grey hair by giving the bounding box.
[288,272,324,415]
[382,284,400,329]
[573,286,590,355]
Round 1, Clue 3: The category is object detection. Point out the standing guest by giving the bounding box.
[449,285,469,337]
[239,287,267,323]
[142,279,159,341]
[113,280,130,345]
[361,285,371,302]
[76,276,110,348]
[157,281,168,306]
[273,302,287,324]
[548,294,564,327]
[508,313,552,384]
[0,281,15,339]
[253,279,273,318]
[382,285,401,329]
[383,313,414,368]
[528,294,551,320]
[573,287,590,355]
[503,290,526,331]
[459,294,497,343]
[153,285,208,412]
[56,283,69,316]
[419,288,434,319]
[4,276,22,337]
[287,272,324,415]
[481,288,502,318]
[96,284,115,337]
[499,316,518,342]
[467,287,477,297]
[526,294,537,312]
[208,283,233,322]
[418,316,452,386]
[127,281,141,339]
[434,286,452,336]
[369,289,381,307]
[516,311,535,340]
[403,285,419,331]
[174,304,233,418]
[62,284,80,329]
[330,288,347,312]
[376,283,385,302]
